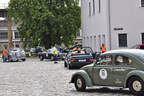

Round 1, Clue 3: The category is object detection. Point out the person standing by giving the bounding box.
[2,47,8,62]
[100,44,106,53]
[52,45,58,63]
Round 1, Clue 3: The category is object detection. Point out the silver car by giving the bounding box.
[8,48,26,62]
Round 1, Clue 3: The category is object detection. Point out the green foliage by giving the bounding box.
[8,0,81,48]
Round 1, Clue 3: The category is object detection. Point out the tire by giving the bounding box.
[128,77,144,95]
[74,75,86,91]
[67,63,72,69]
[16,59,19,62]
[22,59,26,61]
[64,61,67,67]
[40,56,44,61]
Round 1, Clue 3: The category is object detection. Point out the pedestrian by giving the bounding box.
[2,47,8,62]
[52,45,58,64]
[100,44,106,53]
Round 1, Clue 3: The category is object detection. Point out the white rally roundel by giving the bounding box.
[99,69,108,80]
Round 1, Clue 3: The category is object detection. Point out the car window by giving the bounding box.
[84,48,93,54]
[97,55,113,65]
[115,55,132,65]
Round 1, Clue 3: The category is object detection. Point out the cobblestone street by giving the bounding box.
[0,58,134,96]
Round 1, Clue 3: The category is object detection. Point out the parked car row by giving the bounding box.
[3,45,144,95]
[39,47,67,61]
[38,45,144,95]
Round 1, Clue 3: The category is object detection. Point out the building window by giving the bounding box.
[118,34,127,47]
[102,34,106,45]
[99,0,101,12]
[77,31,80,37]
[0,32,8,40]
[16,44,19,48]
[3,45,8,48]
[141,0,144,7]
[90,36,92,47]
[15,32,19,39]
[94,36,97,51]
[98,35,101,47]
[89,2,91,16]
[83,37,85,46]
[141,33,144,44]
[93,0,95,14]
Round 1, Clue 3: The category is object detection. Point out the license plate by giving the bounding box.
[79,59,86,62]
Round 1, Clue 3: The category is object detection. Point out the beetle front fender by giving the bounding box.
[124,70,144,87]
[70,70,93,87]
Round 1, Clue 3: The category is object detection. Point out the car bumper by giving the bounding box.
[9,55,26,61]
[70,62,93,68]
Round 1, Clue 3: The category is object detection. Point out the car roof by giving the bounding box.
[103,49,144,56]
[139,44,144,46]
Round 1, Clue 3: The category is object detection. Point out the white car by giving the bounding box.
[8,48,26,62]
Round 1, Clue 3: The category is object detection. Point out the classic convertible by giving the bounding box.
[64,47,94,69]
[70,49,144,95]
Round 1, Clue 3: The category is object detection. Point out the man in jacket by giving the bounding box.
[52,45,58,63]
[100,44,106,53]
[2,47,8,62]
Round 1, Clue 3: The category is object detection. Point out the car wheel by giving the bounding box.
[64,61,67,67]
[40,56,44,61]
[67,63,72,69]
[74,75,86,91]
[16,59,19,62]
[128,77,144,95]
[22,59,26,61]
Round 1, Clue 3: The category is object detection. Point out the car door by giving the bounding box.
[111,54,135,87]
[92,54,115,86]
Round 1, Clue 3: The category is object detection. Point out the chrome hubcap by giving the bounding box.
[132,80,142,91]
[77,78,82,88]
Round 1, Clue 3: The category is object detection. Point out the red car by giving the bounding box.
[136,44,144,49]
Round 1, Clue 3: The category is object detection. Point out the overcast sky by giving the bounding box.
[1,0,10,3]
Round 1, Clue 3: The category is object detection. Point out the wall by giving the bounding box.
[81,0,110,52]
[110,0,144,49]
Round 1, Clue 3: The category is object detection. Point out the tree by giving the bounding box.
[8,0,81,48]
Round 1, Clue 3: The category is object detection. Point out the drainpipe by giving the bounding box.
[107,0,112,50]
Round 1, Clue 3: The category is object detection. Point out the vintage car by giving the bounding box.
[70,49,144,95]
[131,44,144,50]
[8,48,26,62]
[64,47,94,69]
[39,48,66,61]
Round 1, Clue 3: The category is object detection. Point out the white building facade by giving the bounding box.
[82,0,144,52]
[0,4,21,48]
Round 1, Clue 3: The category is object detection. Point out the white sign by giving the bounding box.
[99,69,108,80]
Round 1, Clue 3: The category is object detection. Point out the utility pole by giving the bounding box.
[8,15,13,48]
